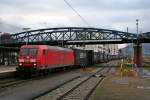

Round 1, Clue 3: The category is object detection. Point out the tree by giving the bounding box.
[0,33,14,44]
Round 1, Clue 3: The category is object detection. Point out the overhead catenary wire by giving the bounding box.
[63,0,91,27]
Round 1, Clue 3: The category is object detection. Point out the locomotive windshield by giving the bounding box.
[20,48,38,55]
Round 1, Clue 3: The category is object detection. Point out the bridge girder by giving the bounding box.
[140,32,150,38]
[0,27,137,46]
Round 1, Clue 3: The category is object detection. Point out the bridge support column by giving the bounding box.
[133,42,143,67]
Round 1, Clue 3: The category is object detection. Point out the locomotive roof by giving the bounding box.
[47,46,72,51]
[21,45,72,51]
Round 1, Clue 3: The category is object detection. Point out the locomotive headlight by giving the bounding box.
[33,63,36,66]
[30,59,36,62]
[18,59,24,62]
[19,63,22,66]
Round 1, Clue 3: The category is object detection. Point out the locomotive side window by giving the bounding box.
[43,49,46,55]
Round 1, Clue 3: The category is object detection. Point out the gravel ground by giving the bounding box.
[62,77,103,100]
[90,67,150,100]
[88,67,116,100]
[36,77,88,100]
[138,68,150,77]
[35,68,102,100]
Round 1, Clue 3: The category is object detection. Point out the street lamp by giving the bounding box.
[136,19,139,35]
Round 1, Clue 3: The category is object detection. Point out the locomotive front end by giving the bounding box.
[17,46,38,76]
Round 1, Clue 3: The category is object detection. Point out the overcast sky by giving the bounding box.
[0,0,150,34]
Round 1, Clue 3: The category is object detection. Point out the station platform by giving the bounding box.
[0,65,16,73]
[0,65,16,78]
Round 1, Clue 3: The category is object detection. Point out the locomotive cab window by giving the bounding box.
[20,48,28,55]
[20,48,38,55]
[29,48,38,55]
[43,49,46,55]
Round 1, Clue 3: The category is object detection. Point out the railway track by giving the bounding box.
[0,68,81,91]
[34,66,112,100]
[0,78,32,89]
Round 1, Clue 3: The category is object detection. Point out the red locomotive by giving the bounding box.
[17,45,74,76]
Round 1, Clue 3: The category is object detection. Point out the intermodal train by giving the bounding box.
[16,45,120,76]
